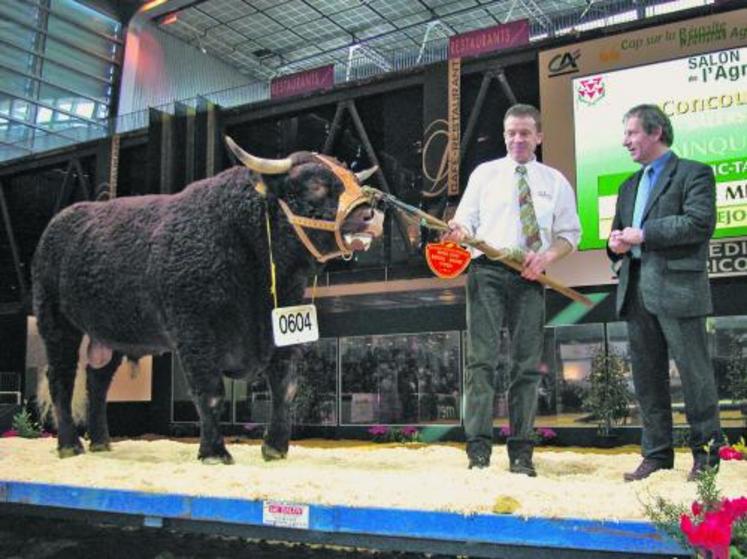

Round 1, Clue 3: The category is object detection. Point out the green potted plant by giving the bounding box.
[585,345,632,442]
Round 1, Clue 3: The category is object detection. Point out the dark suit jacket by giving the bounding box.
[607,153,715,318]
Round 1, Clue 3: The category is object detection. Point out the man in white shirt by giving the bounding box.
[443,104,580,475]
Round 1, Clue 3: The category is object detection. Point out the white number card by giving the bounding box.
[271,304,319,346]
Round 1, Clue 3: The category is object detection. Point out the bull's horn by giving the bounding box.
[355,165,378,183]
[224,136,292,174]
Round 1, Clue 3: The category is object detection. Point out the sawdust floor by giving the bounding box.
[1,437,745,521]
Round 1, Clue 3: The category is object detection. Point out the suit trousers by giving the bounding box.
[464,259,545,451]
[625,262,722,462]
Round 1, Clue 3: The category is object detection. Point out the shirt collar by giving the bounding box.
[645,150,672,175]
[507,155,537,167]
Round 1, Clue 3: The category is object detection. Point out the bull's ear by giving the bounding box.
[224,136,292,174]
[355,165,378,183]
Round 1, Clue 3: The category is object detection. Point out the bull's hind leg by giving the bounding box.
[262,347,299,461]
[44,331,84,457]
[86,347,123,452]
[177,352,233,464]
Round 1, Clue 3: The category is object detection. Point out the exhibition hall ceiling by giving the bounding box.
[141,0,663,80]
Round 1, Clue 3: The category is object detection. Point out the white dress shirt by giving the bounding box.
[453,156,581,258]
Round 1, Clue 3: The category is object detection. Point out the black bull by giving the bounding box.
[32,140,384,463]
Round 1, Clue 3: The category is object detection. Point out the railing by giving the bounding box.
[0,372,21,405]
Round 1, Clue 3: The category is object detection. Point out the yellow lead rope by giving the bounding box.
[263,198,279,310]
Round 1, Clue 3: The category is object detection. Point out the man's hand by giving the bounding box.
[442,221,469,243]
[619,227,644,246]
[522,250,550,281]
[608,229,632,254]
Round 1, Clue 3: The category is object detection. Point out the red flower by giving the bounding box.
[691,501,702,517]
[718,446,744,461]
[680,508,734,559]
[721,497,747,521]
[1,430,18,438]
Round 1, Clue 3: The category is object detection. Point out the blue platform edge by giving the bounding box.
[1,480,688,555]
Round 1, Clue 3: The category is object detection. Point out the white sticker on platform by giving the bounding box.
[262,501,310,529]
[271,304,319,346]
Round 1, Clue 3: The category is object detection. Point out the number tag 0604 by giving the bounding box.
[271,304,319,347]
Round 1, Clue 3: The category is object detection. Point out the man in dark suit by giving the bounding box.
[607,104,723,482]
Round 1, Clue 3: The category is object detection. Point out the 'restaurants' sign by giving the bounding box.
[270,64,334,100]
[448,20,529,60]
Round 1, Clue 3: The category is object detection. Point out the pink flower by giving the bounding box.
[537,427,557,440]
[401,426,418,437]
[718,446,744,461]
[368,425,389,437]
[1,430,18,438]
[499,425,511,437]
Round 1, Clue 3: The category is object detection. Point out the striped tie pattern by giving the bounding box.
[516,165,541,252]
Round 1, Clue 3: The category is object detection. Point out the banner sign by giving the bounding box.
[708,238,747,277]
[425,242,471,279]
[422,63,449,198]
[447,58,461,196]
[448,19,529,60]
[270,64,334,100]
[539,8,747,251]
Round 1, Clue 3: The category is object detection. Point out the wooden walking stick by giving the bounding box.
[362,187,594,308]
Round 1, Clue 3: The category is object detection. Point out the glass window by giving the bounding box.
[0,0,121,162]
[292,338,338,425]
[0,19,37,48]
[41,63,111,104]
[47,16,118,62]
[0,41,36,75]
[709,316,747,427]
[45,37,117,80]
[0,68,34,99]
[233,338,339,427]
[51,0,121,40]
[0,2,40,24]
[340,331,461,425]
[553,323,605,417]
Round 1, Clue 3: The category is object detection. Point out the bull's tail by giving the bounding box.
[36,363,88,428]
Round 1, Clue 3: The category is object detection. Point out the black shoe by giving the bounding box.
[509,456,537,477]
[468,453,490,469]
[687,455,719,482]
[467,441,491,469]
[623,458,673,482]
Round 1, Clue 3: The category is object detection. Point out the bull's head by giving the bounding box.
[225,136,384,262]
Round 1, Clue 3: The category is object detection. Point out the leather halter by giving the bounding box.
[274,154,373,263]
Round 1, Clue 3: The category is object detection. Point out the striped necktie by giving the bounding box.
[516,165,541,252]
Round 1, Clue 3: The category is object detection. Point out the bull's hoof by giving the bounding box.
[261,443,287,461]
[199,453,234,465]
[58,445,85,458]
[89,442,111,452]
[200,454,233,466]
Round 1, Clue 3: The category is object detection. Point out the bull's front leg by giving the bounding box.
[262,347,299,461]
[178,352,233,465]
